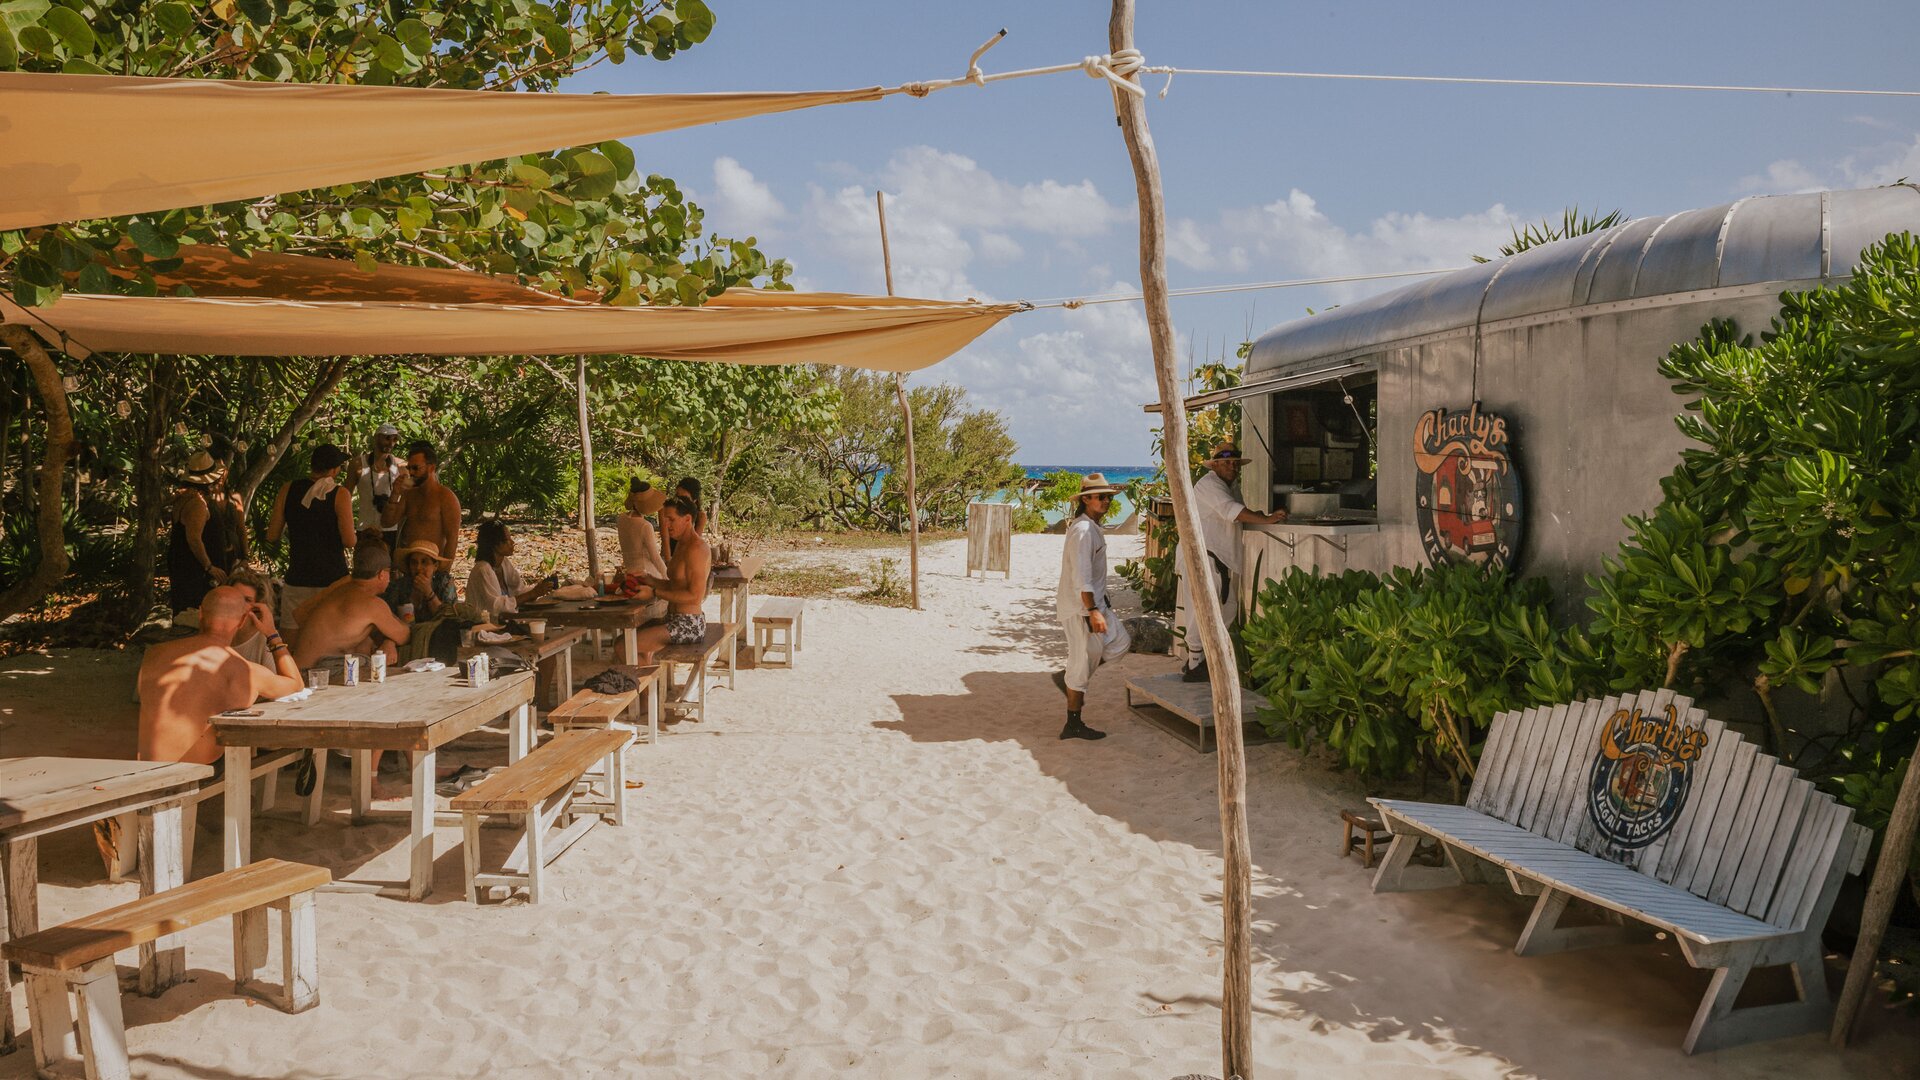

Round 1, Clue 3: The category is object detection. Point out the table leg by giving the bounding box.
[137,801,187,995]
[559,646,574,703]
[351,750,374,824]
[621,628,639,666]
[223,745,252,872]
[407,750,437,901]
[303,750,330,826]
[509,702,535,762]
[738,582,752,646]
[1,836,37,1055]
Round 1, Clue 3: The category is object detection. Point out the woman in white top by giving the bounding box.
[617,479,669,579]
[467,520,554,618]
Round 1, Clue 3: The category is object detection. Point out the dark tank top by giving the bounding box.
[284,477,349,587]
[166,490,228,612]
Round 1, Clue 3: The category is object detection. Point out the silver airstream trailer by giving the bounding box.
[1205,184,1920,613]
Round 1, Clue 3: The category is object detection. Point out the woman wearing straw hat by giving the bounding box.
[1052,473,1132,740]
[165,450,234,626]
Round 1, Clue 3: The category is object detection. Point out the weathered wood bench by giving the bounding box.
[4,858,329,1080]
[1370,689,1874,1053]
[1123,673,1276,753]
[450,728,633,904]
[751,597,806,669]
[656,623,733,725]
[550,665,663,745]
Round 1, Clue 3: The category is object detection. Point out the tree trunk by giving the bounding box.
[1107,6,1255,1077]
[0,326,74,623]
[1832,744,1920,1045]
[126,357,182,622]
[232,357,354,512]
[575,355,601,583]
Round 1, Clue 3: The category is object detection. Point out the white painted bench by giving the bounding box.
[751,597,805,669]
[1370,689,1873,1053]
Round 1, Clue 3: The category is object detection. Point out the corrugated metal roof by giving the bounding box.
[1246,184,1920,375]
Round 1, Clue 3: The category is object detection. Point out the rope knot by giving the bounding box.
[1082,50,1147,96]
[901,81,933,98]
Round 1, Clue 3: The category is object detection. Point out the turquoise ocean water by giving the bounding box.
[1009,464,1159,525]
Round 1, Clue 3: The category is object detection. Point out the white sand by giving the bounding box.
[2,534,1916,1078]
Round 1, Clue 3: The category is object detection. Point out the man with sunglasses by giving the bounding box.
[1179,440,1287,683]
[1052,473,1132,741]
[385,440,462,604]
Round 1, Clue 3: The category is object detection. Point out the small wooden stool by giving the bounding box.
[1341,808,1390,868]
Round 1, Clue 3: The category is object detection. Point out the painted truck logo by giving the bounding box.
[1414,403,1522,572]
[1586,703,1710,850]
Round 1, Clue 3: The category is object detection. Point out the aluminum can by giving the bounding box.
[341,654,361,686]
[369,651,388,683]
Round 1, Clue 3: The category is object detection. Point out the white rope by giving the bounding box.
[1027,267,1463,310]
[880,38,1920,103]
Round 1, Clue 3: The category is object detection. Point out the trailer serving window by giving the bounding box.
[1261,372,1377,519]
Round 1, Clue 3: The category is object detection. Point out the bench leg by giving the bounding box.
[1514,887,1641,957]
[233,905,271,998]
[180,797,199,881]
[462,813,482,904]
[1370,832,1462,893]
[608,747,627,827]
[524,799,548,904]
[508,702,530,763]
[407,750,437,901]
[137,800,187,996]
[274,892,320,1014]
[66,958,129,1080]
[303,749,330,826]
[23,965,78,1076]
[1680,937,1831,1054]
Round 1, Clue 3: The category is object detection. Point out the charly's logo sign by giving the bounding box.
[1586,703,1711,851]
[1413,402,1522,572]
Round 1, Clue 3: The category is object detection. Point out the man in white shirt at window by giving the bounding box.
[1178,441,1287,684]
[1051,473,1132,741]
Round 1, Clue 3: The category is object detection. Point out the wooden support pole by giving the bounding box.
[876,190,921,610]
[1106,5,1254,1076]
[1831,744,1920,1045]
[576,355,601,585]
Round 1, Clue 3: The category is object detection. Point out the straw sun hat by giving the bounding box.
[626,480,667,515]
[1074,472,1122,503]
[394,539,447,566]
[172,449,220,483]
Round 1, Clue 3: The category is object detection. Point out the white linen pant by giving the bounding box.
[1060,608,1131,692]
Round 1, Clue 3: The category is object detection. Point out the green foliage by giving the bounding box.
[1470,207,1629,263]
[1114,483,1175,614]
[591,459,666,520]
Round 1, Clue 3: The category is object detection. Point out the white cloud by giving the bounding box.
[703,156,787,238]
[1741,133,1920,194]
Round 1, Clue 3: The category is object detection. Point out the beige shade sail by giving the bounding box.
[0,71,885,231]
[0,247,1020,372]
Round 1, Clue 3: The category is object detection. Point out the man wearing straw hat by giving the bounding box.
[1178,440,1287,683]
[1051,473,1132,741]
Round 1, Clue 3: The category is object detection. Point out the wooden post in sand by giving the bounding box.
[876,190,922,610]
[1107,4,1254,1076]
[575,355,601,584]
[1832,738,1920,1045]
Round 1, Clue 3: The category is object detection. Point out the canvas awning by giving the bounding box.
[0,71,886,231]
[0,247,1020,371]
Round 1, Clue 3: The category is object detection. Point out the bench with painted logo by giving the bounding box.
[1370,688,1873,1053]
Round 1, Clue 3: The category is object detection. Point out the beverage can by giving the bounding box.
[369,651,387,683]
[341,654,361,686]
[400,602,415,622]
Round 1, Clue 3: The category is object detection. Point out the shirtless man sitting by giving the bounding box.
[138,586,305,766]
[293,541,411,669]
[630,496,712,663]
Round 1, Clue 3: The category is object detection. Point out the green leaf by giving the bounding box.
[128,220,179,259]
[60,55,107,74]
[396,17,430,55]
[0,0,47,34]
[565,150,617,200]
[598,140,636,181]
[509,162,552,190]
[40,5,93,53]
[0,25,16,69]
[373,33,405,71]
[675,0,714,43]
[152,1,193,34]
[15,24,50,54]
[235,0,273,25]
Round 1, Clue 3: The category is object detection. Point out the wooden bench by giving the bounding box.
[1370,689,1875,1053]
[4,858,329,1080]
[656,623,733,725]
[751,597,806,669]
[450,728,634,904]
[550,665,663,745]
[1123,673,1276,753]
[99,747,307,882]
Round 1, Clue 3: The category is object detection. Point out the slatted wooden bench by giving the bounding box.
[751,597,806,669]
[1370,689,1874,1053]
[656,623,733,724]
[450,728,634,904]
[4,858,329,1080]
[549,664,663,745]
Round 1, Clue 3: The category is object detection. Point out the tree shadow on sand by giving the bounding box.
[880,668,1919,1078]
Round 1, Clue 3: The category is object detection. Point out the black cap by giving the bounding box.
[311,443,349,472]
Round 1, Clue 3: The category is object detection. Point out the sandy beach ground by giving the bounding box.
[2,534,1916,1078]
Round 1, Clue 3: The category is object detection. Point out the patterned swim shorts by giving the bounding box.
[666,612,706,645]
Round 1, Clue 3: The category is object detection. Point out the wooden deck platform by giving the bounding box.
[1123,673,1277,753]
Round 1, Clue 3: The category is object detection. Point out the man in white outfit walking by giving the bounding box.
[1052,473,1131,740]
[1178,441,1287,683]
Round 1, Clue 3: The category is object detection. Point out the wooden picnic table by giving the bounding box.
[713,557,764,651]
[209,668,534,901]
[531,597,660,666]
[0,757,211,1051]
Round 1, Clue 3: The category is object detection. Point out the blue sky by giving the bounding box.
[565,1,1920,464]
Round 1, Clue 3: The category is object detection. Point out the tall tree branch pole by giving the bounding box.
[1832,748,1920,1045]
[576,354,601,584]
[0,325,73,623]
[876,190,921,610]
[1106,5,1254,1076]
